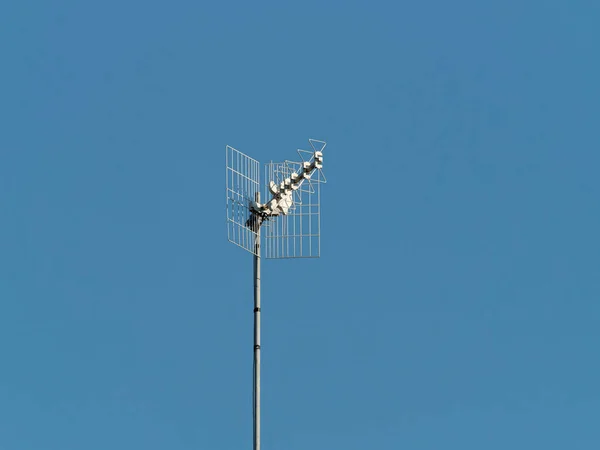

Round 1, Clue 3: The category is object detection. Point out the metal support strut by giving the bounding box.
[252,192,261,450]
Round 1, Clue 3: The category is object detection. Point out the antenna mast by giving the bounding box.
[226,139,327,450]
[252,191,261,450]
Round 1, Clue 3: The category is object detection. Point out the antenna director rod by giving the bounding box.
[251,151,323,217]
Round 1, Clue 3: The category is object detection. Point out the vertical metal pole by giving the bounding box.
[253,192,261,450]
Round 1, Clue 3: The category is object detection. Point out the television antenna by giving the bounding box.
[226,138,327,450]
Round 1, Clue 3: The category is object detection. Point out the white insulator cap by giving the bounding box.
[278,192,294,215]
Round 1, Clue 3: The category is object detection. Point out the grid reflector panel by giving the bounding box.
[262,160,324,259]
[226,145,260,255]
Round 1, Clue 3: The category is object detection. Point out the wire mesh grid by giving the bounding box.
[262,159,324,259]
[226,145,260,256]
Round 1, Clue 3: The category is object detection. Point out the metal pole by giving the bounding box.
[253,192,261,450]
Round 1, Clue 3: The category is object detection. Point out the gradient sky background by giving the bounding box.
[2,1,600,449]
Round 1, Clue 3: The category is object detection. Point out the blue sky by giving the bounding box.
[1,1,599,449]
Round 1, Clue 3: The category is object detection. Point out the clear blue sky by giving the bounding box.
[1,1,599,449]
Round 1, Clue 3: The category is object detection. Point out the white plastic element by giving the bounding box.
[257,150,323,217]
